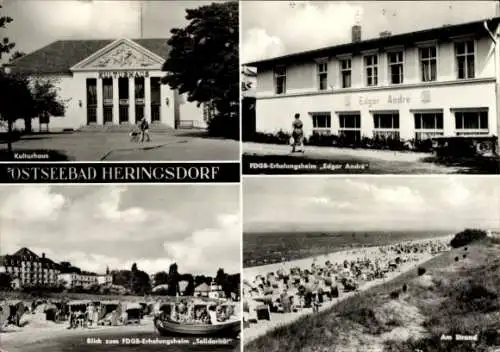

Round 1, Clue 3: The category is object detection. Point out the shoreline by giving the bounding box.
[243,235,453,344]
[243,234,454,279]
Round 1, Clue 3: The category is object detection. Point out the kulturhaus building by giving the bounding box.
[8,38,207,131]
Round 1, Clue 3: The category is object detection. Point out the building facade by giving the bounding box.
[0,248,60,288]
[248,18,500,143]
[9,38,207,131]
[59,272,112,289]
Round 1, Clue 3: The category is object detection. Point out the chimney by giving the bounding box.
[379,31,392,38]
[42,253,45,259]
[352,25,362,43]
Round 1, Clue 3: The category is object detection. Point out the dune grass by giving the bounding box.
[245,239,500,352]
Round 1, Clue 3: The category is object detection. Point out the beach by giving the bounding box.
[243,234,453,344]
[0,305,240,352]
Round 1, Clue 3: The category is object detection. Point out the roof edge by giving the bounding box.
[245,17,500,67]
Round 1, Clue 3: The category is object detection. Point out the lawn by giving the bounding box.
[245,238,500,352]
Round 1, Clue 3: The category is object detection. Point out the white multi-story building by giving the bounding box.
[0,248,60,288]
[59,272,112,289]
[7,38,207,131]
[246,18,500,144]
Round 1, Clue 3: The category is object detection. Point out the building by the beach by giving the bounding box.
[6,38,208,131]
[246,18,500,143]
[0,248,60,289]
[208,279,226,299]
[194,282,210,297]
[58,272,112,289]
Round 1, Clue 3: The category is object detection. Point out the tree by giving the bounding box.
[153,271,169,286]
[215,268,226,285]
[0,6,15,59]
[0,72,34,154]
[0,272,12,289]
[131,263,138,272]
[9,51,25,62]
[28,78,66,133]
[161,1,239,139]
[167,263,180,296]
[106,266,110,275]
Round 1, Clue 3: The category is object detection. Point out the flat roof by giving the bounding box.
[245,17,500,68]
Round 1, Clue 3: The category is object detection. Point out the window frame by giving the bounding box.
[453,109,488,135]
[316,60,329,91]
[418,45,438,82]
[339,58,352,89]
[373,112,400,139]
[274,66,287,95]
[387,50,405,85]
[453,38,476,80]
[413,111,444,140]
[363,54,379,87]
[310,111,332,135]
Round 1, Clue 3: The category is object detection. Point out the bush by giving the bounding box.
[450,229,488,248]
[207,113,239,140]
[417,267,426,276]
[455,256,459,262]
[390,290,400,299]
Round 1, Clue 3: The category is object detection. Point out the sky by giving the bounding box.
[244,177,500,233]
[0,185,240,276]
[241,1,499,63]
[0,0,222,55]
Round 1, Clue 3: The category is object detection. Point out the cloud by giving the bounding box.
[307,196,353,209]
[95,186,148,223]
[441,178,471,206]
[344,179,424,209]
[241,1,362,62]
[0,186,240,276]
[0,186,66,221]
[164,213,241,275]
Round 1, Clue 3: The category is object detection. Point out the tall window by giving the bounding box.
[455,40,475,79]
[373,112,400,139]
[364,55,378,86]
[419,46,437,82]
[274,66,286,94]
[311,112,331,135]
[414,112,443,140]
[340,59,351,88]
[316,61,328,91]
[388,51,404,84]
[339,113,361,142]
[455,110,488,135]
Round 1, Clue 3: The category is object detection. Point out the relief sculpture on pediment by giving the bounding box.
[90,43,157,68]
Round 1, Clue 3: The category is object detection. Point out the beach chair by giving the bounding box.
[255,304,270,320]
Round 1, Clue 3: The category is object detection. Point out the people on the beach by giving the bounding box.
[243,239,449,325]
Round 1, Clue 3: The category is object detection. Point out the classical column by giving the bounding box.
[112,78,119,125]
[128,77,136,124]
[96,78,104,125]
[144,76,151,123]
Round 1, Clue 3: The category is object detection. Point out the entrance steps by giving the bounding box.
[78,123,175,133]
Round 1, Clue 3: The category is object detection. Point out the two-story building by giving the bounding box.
[7,38,207,131]
[246,18,500,144]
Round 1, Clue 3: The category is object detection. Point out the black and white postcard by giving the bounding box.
[0,185,241,351]
[241,1,500,174]
[0,0,239,162]
[243,176,500,351]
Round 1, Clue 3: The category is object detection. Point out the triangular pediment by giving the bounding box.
[71,38,165,71]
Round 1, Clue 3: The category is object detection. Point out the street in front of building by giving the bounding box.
[243,142,499,174]
[2,131,239,161]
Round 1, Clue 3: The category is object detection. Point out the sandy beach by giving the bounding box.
[243,234,453,344]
